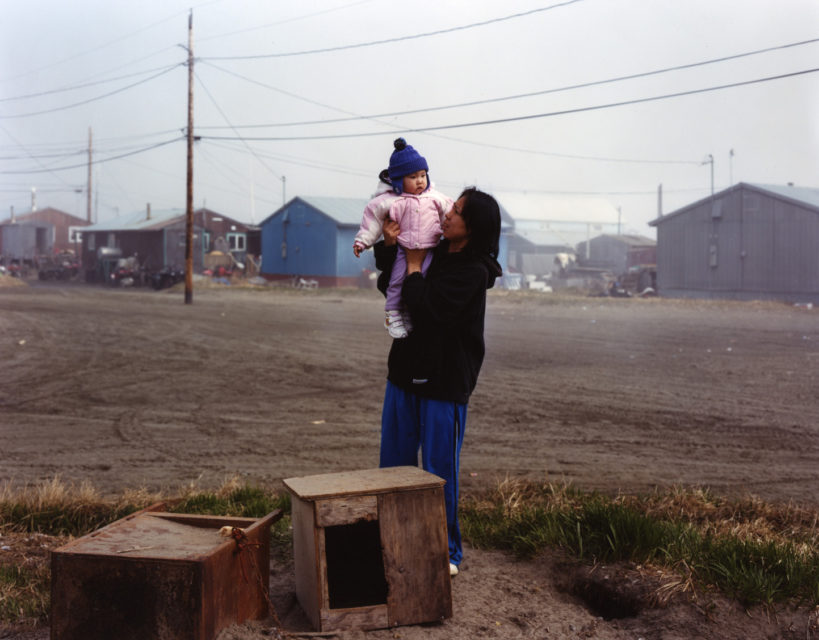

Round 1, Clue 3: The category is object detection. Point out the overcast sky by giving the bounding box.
[2,0,817,236]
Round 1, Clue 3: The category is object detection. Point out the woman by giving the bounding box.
[374,187,502,576]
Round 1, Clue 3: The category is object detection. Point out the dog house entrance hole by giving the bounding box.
[325,520,388,609]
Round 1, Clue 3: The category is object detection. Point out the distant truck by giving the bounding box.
[37,253,79,281]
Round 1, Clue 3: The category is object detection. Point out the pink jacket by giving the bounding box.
[354,185,452,250]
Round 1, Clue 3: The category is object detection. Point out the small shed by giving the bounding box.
[649,182,819,303]
[0,222,52,260]
[575,234,656,273]
[0,207,89,257]
[260,197,379,287]
[80,207,251,282]
[81,208,204,283]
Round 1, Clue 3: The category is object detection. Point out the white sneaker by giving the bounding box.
[449,563,459,577]
[385,310,408,339]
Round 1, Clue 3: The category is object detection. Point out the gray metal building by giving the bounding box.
[649,183,819,303]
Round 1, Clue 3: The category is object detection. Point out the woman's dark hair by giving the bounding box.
[458,187,501,260]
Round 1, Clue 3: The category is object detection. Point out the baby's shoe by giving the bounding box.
[385,310,408,339]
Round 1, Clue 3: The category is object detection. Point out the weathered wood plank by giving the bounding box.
[291,496,322,632]
[320,604,389,631]
[379,486,452,627]
[315,495,377,527]
[283,467,444,500]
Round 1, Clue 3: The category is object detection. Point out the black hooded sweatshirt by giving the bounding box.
[374,240,502,404]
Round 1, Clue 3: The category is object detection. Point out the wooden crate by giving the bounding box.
[51,505,282,640]
[283,467,452,631]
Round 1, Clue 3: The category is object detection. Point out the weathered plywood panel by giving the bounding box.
[379,486,452,627]
[290,496,322,632]
[316,494,377,527]
[284,466,444,500]
[320,604,389,631]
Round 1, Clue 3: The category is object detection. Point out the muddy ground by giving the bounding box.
[1,279,818,639]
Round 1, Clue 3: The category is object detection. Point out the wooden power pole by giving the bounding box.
[184,10,194,304]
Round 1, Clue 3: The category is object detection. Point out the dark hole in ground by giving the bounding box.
[571,576,643,620]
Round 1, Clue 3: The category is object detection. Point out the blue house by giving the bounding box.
[260,197,376,287]
[260,195,512,287]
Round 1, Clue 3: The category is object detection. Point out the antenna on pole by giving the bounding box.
[657,183,663,217]
[702,154,714,195]
[184,9,194,304]
[87,128,93,223]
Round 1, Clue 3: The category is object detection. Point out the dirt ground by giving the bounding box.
[1,279,818,639]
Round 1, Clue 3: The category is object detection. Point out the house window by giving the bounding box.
[203,231,211,253]
[227,233,246,251]
[88,233,95,251]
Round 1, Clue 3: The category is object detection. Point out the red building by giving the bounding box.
[0,207,89,256]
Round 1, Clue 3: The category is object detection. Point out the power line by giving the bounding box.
[0,137,182,161]
[196,66,819,142]
[204,0,584,60]
[198,0,379,43]
[199,60,371,120]
[0,63,185,103]
[199,37,819,130]
[0,4,208,84]
[0,128,187,153]
[0,137,183,174]
[195,71,282,181]
[0,123,78,188]
[201,60,685,166]
[203,139,375,178]
[0,65,183,119]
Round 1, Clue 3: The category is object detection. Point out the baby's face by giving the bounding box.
[402,171,428,195]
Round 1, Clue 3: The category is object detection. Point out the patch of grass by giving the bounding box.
[169,480,292,547]
[461,479,819,608]
[0,478,154,536]
[0,563,50,625]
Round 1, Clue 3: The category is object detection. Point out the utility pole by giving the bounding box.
[729,148,735,185]
[184,10,194,304]
[87,128,93,223]
[282,175,286,207]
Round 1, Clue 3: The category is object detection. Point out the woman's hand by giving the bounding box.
[405,248,428,275]
[383,219,400,246]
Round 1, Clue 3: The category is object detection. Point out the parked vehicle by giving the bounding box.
[109,256,143,287]
[38,253,79,281]
[150,266,184,290]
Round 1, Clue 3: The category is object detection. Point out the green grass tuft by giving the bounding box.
[461,480,819,608]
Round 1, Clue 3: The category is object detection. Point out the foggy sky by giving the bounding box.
[2,0,818,236]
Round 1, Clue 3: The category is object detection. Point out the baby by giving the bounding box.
[353,138,452,338]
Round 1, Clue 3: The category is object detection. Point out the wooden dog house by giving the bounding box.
[283,467,452,631]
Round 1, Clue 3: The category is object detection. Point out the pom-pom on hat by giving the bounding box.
[388,138,428,194]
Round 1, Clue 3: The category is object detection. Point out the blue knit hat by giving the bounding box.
[387,138,428,194]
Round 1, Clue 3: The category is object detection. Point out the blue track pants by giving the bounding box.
[379,380,467,565]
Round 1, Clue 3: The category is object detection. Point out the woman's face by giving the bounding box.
[442,197,469,249]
